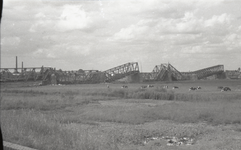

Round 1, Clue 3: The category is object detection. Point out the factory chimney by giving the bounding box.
[16,56,18,69]
[22,61,23,73]
[14,56,18,73]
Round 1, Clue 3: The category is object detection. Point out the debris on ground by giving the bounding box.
[143,136,195,146]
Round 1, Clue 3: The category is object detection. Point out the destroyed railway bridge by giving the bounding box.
[0,60,225,84]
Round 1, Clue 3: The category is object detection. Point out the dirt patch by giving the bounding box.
[99,99,176,108]
[96,120,241,150]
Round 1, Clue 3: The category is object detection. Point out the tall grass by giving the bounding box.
[3,87,241,102]
[142,101,241,125]
[79,88,241,102]
[2,88,241,125]
[2,85,241,149]
[1,110,119,150]
[67,100,241,125]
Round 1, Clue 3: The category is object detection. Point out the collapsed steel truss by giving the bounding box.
[141,64,167,81]
[54,62,140,83]
[181,65,224,79]
[0,67,50,82]
[0,62,224,84]
[152,64,168,80]
[141,63,183,81]
[0,62,140,84]
[56,70,104,84]
[103,62,139,82]
[141,64,223,81]
[168,63,183,80]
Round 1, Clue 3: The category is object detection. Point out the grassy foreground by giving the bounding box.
[1,80,241,149]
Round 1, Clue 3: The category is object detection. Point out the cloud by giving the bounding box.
[32,42,92,60]
[66,45,91,56]
[112,21,150,41]
[204,13,232,27]
[28,3,107,33]
[55,5,92,32]
[2,0,241,71]
[35,12,46,18]
[30,20,55,32]
[223,33,241,49]
[1,37,21,46]
[33,48,55,58]
[110,10,234,47]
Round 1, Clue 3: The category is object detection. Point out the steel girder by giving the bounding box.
[0,67,49,82]
[167,63,183,80]
[142,63,183,81]
[150,64,223,81]
[1,63,225,84]
[103,62,139,82]
[140,64,168,81]
[140,72,154,81]
[152,64,168,80]
[182,65,224,79]
[42,62,140,84]
[56,70,103,84]
[225,70,241,79]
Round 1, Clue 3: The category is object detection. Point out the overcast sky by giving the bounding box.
[1,0,241,72]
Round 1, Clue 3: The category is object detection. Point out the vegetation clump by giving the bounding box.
[2,81,241,149]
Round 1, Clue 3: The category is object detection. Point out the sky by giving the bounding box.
[1,0,241,72]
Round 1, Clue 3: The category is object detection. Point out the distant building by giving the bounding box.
[51,73,57,85]
[225,68,241,79]
[206,75,217,80]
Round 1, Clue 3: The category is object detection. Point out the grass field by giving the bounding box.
[1,79,241,150]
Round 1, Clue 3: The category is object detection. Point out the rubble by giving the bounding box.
[143,136,195,146]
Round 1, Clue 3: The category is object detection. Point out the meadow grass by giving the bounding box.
[1,82,241,149]
[1,109,119,150]
[2,86,241,124]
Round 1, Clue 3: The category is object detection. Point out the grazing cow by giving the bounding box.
[121,85,128,88]
[163,85,168,89]
[172,86,179,89]
[221,87,231,92]
[189,87,197,91]
[197,86,201,89]
[148,84,154,88]
[217,86,223,90]
[141,85,147,89]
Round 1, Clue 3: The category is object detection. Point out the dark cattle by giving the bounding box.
[218,86,223,90]
[163,85,168,89]
[121,85,128,88]
[189,87,197,91]
[197,86,201,89]
[172,86,179,89]
[141,85,147,89]
[148,85,154,88]
[221,87,231,92]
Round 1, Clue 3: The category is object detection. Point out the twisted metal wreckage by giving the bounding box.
[0,57,226,85]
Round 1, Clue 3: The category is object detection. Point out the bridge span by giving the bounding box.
[0,62,225,84]
[140,64,224,82]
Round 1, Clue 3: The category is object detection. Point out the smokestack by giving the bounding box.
[16,56,18,69]
[22,61,23,73]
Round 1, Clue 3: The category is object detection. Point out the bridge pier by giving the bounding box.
[116,73,140,83]
[167,71,172,81]
[129,73,140,82]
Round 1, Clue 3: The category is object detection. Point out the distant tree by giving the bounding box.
[78,69,85,73]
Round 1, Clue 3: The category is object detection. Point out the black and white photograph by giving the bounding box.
[1,0,241,149]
